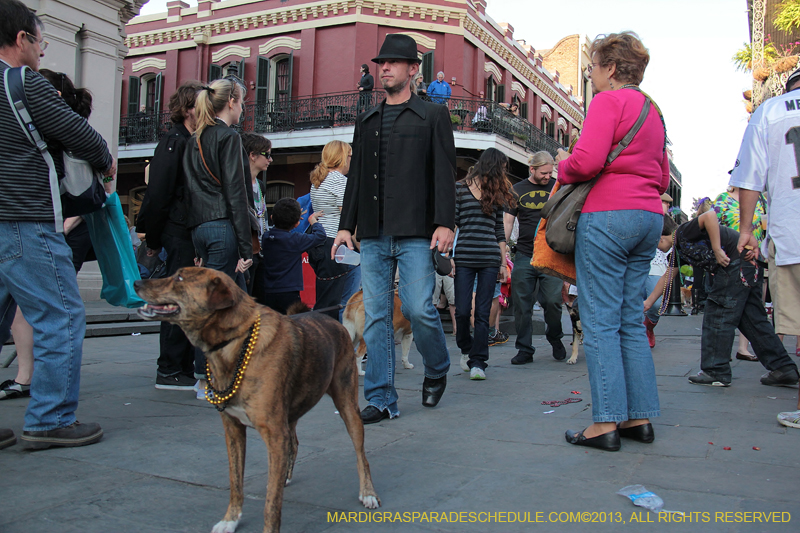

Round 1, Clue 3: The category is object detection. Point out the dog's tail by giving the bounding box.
[286,301,312,316]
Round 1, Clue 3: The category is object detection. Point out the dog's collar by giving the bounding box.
[204,315,261,412]
[208,338,234,353]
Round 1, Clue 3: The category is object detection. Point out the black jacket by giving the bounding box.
[138,123,192,249]
[183,119,253,260]
[358,73,374,92]
[340,94,456,239]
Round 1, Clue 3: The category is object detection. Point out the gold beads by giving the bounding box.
[204,315,261,406]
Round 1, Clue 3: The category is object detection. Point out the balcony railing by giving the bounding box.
[119,91,564,155]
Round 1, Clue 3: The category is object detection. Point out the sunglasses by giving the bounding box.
[260,152,272,159]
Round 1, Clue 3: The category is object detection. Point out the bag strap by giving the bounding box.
[196,136,221,186]
[3,66,63,232]
[606,96,651,165]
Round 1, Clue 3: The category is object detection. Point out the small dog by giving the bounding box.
[342,290,414,376]
[561,283,583,365]
[134,267,379,533]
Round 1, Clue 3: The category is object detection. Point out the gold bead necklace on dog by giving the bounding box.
[205,315,261,411]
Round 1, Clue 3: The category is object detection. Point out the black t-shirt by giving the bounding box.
[675,217,740,269]
[504,178,555,257]
[378,102,407,224]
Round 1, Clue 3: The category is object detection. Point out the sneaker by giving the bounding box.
[0,379,31,400]
[688,371,730,387]
[777,410,800,429]
[459,354,470,372]
[155,373,197,390]
[760,367,800,387]
[0,428,16,450]
[195,379,207,400]
[488,329,508,346]
[21,421,103,450]
[470,367,486,380]
[511,351,534,365]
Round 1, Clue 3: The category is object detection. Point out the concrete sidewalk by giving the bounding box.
[0,314,798,533]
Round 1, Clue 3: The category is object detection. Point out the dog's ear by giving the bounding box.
[207,277,236,310]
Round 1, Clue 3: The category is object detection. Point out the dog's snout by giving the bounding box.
[133,280,144,289]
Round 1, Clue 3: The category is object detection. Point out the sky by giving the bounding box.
[137,0,753,213]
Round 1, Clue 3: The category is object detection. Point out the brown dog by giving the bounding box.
[342,290,414,376]
[134,267,379,533]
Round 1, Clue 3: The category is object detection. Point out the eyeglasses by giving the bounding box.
[25,32,48,51]
[587,62,600,74]
[260,152,272,159]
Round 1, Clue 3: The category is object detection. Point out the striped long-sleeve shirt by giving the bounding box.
[0,62,113,222]
[453,181,505,268]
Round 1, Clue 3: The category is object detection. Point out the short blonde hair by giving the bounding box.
[528,151,555,170]
[310,140,351,188]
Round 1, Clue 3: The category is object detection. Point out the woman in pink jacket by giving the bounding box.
[556,32,669,452]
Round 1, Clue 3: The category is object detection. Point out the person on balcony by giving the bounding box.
[357,63,374,113]
[428,71,452,104]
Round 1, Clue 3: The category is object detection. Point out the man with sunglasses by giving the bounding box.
[0,0,114,449]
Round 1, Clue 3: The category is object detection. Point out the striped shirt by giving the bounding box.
[0,62,113,222]
[453,181,505,268]
[310,170,347,237]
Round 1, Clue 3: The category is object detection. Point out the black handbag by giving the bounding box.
[540,96,653,254]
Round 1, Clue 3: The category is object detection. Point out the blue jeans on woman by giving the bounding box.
[575,210,662,423]
[191,219,246,377]
[0,222,86,431]
[455,265,498,370]
[360,236,450,418]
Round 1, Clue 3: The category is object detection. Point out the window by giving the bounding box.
[275,57,291,102]
[264,180,295,207]
[486,77,496,102]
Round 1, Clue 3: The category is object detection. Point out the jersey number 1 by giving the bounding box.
[785,126,800,189]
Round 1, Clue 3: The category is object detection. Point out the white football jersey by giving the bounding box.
[730,90,800,265]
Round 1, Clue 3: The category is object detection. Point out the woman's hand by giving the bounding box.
[236,258,253,273]
[643,298,653,313]
[555,148,570,163]
[713,247,730,267]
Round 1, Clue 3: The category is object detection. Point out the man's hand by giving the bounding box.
[555,148,570,163]
[235,258,253,273]
[499,265,508,283]
[430,226,455,253]
[737,232,760,262]
[713,247,730,268]
[332,230,354,259]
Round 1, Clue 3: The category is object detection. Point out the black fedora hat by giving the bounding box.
[372,34,421,63]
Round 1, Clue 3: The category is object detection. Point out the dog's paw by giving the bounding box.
[285,477,292,486]
[358,369,366,376]
[402,361,415,369]
[211,516,240,533]
[566,357,578,365]
[359,493,381,509]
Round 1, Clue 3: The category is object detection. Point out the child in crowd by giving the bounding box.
[645,211,798,388]
[261,198,326,314]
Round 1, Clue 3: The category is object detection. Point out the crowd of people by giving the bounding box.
[1,12,798,455]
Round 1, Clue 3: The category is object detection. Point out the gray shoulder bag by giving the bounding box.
[540,96,652,255]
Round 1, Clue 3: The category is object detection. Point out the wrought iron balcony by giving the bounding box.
[119,91,564,155]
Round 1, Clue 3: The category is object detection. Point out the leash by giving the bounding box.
[307,270,436,315]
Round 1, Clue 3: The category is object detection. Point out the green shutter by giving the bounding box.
[153,72,163,113]
[520,102,528,120]
[422,51,434,83]
[496,84,505,104]
[128,76,140,115]
[209,64,222,82]
[256,56,270,105]
[286,51,293,100]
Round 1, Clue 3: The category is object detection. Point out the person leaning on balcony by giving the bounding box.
[0,0,114,450]
[136,80,205,392]
[556,31,669,452]
[333,33,456,424]
[358,63,374,112]
[427,71,452,104]
[183,77,253,291]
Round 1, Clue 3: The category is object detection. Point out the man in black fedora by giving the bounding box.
[334,34,457,423]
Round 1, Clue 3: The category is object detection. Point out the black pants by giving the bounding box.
[264,291,301,315]
[157,231,201,377]
[247,253,268,305]
[307,236,350,320]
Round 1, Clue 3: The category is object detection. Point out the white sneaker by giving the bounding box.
[470,367,486,380]
[460,354,470,372]
[777,410,800,429]
[195,379,207,401]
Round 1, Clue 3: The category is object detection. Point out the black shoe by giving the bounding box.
[422,375,447,407]
[688,371,730,387]
[550,341,567,361]
[565,428,620,451]
[618,423,654,443]
[0,428,16,450]
[155,373,197,390]
[360,406,390,424]
[511,351,534,365]
[21,421,103,450]
[760,367,800,387]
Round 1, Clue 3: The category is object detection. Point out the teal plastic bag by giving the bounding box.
[83,192,145,308]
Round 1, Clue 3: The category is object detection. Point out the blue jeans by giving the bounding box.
[360,236,450,417]
[575,210,662,423]
[191,219,245,377]
[701,260,796,382]
[510,253,563,354]
[339,265,362,322]
[0,222,86,431]
[643,274,663,324]
[455,265,498,370]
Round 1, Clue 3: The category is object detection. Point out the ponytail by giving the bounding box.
[310,140,351,188]
[195,77,247,140]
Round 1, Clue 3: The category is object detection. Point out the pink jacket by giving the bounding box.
[557,89,669,214]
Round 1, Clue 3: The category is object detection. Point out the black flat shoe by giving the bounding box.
[360,406,390,424]
[618,423,654,443]
[422,375,447,407]
[565,428,620,451]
